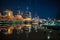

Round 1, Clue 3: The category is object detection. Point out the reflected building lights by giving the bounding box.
[0,9,59,34]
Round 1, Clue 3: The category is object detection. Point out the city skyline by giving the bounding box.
[0,0,60,19]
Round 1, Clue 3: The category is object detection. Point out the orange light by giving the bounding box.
[15,15,23,20]
[7,28,12,34]
[23,18,31,21]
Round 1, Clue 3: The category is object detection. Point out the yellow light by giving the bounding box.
[24,24,31,27]
[7,29,12,34]
[8,12,11,16]
[15,15,23,20]
[24,18,31,21]
[18,27,22,30]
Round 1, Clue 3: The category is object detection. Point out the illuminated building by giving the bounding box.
[23,11,32,26]
[32,15,40,32]
[15,10,23,20]
[0,9,40,33]
[4,9,14,20]
[0,9,58,34]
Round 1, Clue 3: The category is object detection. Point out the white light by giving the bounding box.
[47,35,50,39]
[49,30,52,33]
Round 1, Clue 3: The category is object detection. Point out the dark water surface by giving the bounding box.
[0,29,60,40]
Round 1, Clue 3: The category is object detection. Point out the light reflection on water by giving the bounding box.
[0,23,60,40]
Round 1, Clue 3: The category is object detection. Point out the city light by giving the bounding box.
[0,9,60,35]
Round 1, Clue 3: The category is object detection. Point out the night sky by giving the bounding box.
[0,0,60,19]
